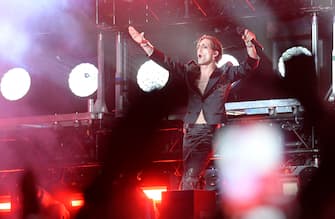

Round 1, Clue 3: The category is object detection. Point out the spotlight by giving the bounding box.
[280,165,318,196]
[68,63,98,97]
[0,67,31,101]
[141,186,167,203]
[136,60,169,92]
[69,193,85,209]
[217,54,239,68]
[203,167,220,191]
[0,195,11,213]
[281,177,299,196]
[278,46,312,77]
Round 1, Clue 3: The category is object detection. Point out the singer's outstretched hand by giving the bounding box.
[128,26,154,56]
[128,26,145,44]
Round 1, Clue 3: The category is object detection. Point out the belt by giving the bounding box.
[184,123,223,129]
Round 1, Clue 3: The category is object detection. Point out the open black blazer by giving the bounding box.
[150,48,259,124]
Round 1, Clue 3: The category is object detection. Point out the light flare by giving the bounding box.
[214,123,284,209]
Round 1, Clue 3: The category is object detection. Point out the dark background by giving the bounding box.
[0,0,333,118]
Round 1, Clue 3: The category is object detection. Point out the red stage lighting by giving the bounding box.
[70,194,85,208]
[141,186,167,203]
[0,195,11,213]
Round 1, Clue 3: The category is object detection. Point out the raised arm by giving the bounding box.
[223,29,260,82]
[128,26,154,56]
[128,25,187,76]
[241,29,259,59]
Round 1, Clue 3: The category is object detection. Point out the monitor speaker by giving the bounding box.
[160,190,216,219]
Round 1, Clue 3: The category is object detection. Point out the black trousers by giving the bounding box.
[180,124,219,190]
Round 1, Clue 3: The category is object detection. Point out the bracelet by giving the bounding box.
[141,42,150,47]
[140,40,153,49]
[140,39,149,46]
[245,40,254,48]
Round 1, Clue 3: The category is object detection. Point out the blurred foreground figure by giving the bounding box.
[282,54,335,219]
[75,81,183,218]
[20,170,70,219]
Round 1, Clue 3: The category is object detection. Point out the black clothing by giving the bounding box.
[149,48,259,190]
[150,49,259,124]
[182,124,218,189]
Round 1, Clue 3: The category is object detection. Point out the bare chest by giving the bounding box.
[197,75,210,94]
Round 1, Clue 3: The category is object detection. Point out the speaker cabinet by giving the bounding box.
[160,190,216,219]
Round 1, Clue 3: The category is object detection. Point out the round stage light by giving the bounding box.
[278,46,312,77]
[136,60,169,92]
[68,63,98,97]
[217,54,239,68]
[0,67,31,101]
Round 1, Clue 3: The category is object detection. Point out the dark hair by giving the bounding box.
[197,35,223,62]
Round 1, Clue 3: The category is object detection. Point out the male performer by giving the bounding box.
[128,26,260,190]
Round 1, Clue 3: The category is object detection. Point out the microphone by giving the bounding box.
[236,27,264,51]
